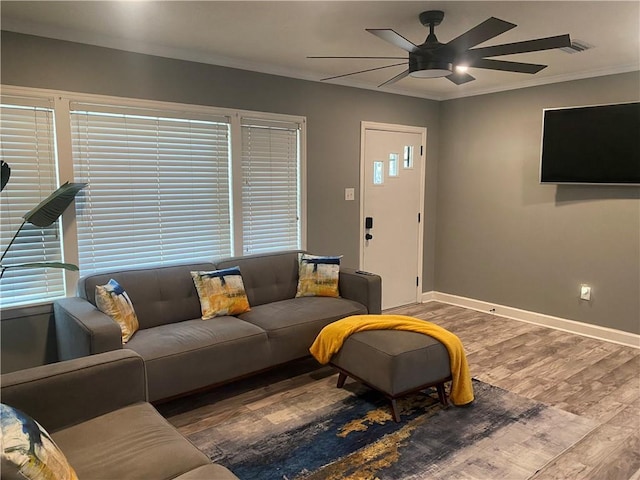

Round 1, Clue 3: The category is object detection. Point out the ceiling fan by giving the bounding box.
[309,10,571,86]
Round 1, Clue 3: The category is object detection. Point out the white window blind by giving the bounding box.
[0,99,66,307]
[241,118,301,255]
[70,104,232,274]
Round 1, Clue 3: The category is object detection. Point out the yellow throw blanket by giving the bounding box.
[309,314,474,406]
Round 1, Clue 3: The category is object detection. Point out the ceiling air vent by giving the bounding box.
[560,40,593,54]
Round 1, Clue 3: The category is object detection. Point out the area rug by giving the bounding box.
[185,376,597,480]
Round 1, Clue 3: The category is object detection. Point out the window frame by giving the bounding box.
[0,85,307,307]
[69,103,235,274]
[0,94,65,307]
[240,116,304,255]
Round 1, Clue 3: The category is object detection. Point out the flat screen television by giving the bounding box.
[540,102,640,185]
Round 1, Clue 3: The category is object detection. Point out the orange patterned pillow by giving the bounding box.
[95,279,139,343]
[295,253,341,298]
[1,403,79,480]
[191,267,251,320]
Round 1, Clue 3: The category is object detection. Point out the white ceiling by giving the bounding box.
[1,1,639,100]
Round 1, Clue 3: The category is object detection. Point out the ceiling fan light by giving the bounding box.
[409,60,453,78]
[410,68,452,78]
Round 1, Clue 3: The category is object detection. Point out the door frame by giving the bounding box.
[359,121,427,306]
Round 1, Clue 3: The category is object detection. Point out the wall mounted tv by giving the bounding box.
[540,101,640,185]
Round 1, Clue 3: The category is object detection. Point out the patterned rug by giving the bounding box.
[184,375,597,480]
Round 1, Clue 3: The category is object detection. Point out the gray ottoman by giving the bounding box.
[330,329,452,422]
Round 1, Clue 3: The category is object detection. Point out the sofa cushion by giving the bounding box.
[215,251,300,307]
[95,278,139,343]
[78,262,215,329]
[125,318,269,401]
[238,296,367,365]
[295,253,341,298]
[191,267,250,320]
[52,402,210,480]
[1,403,78,480]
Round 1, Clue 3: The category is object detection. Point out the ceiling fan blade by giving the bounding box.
[469,58,547,74]
[445,17,516,53]
[308,56,407,59]
[466,34,571,58]
[320,62,407,81]
[446,72,476,85]
[366,29,419,53]
[378,69,410,87]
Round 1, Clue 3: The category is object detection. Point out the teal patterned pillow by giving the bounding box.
[1,403,78,480]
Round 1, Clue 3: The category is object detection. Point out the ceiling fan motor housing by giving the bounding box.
[411,10,452,77]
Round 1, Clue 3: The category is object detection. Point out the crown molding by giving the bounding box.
[436,63,640,101]
[3,20,638,103]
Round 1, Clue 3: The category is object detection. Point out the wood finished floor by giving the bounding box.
[162,302,640,480]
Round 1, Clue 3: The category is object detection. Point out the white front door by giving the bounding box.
[360,122,425,310]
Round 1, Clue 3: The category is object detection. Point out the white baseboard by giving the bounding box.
[422,291,640,349]
[421,291,437,302]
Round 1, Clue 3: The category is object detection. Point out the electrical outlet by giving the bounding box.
[580,285,591,301]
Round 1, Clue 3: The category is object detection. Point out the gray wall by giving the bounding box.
[0,31,440,371]
[1,304,58,372]
[0,31,441,273]
[437,72,640,334]
[1,31,638,372]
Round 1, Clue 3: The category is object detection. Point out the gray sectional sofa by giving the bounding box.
[54,250,381,402]
[1,349,239,479]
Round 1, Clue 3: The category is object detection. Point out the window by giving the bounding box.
[70,104,233,273]
[373,161,384,185]
[389,153,399,177]
[241,118,301,255]
[403,145,414,169]
[0,97,65,307]
[0,86,306,306]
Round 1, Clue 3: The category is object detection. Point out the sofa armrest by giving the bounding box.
[0,350,147,433]
[339,268,382,314]
[54,297,123,361]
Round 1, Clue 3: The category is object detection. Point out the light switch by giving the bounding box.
[345,188,355,201]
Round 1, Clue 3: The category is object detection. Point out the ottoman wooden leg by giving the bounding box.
[436,383,448,407]
[337,372,347,388]
[390,399,401,422]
